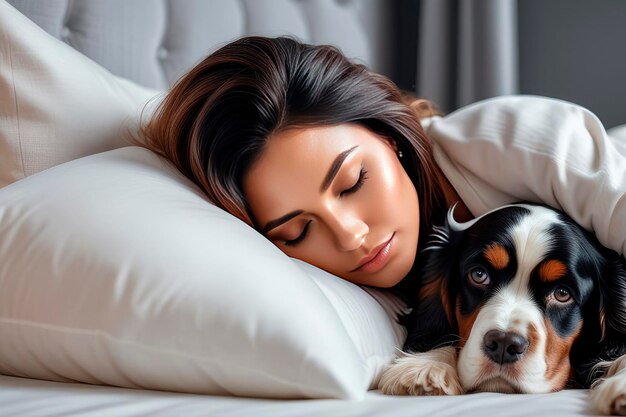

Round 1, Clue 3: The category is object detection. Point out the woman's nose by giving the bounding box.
[326,209,368,251]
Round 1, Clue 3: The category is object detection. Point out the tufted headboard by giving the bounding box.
[7,0,393,91]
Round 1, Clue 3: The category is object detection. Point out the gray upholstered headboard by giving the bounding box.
[8,0,392,90]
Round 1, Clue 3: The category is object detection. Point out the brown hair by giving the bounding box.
[141,36,447,242]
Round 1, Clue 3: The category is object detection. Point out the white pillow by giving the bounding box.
[0,1,160,188]
[0,146,406,399]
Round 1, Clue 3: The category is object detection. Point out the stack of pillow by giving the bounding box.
[0,1,406,400]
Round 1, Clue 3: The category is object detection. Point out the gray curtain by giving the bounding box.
[417,0,519,112]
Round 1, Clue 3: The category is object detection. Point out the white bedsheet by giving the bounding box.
[0,375,600,417]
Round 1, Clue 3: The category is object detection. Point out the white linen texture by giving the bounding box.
[0,146,405,399]
[427,95,626,258]
[0,0,160,188]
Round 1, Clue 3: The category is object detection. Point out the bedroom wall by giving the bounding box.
[6,0,393,91]
[8,0,625,128]
[518,0,626,129]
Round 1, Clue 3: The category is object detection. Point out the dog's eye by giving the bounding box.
[468,267,490,285]
[553,286,572,303]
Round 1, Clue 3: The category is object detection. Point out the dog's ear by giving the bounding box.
[597,252,626,341]
[402,206,466,352]
[571,250,626,387]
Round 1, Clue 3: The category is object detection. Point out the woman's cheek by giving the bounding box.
[290,225,342,268]
[372,160,405,214]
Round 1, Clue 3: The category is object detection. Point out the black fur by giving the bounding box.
[402,203,626,389]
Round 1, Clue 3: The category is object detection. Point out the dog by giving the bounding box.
[379,203,626,415]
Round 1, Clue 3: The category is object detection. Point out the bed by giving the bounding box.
[0,1,623,416]
[0,374,597,417]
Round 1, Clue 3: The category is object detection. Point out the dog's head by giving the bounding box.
[406,203,626,394]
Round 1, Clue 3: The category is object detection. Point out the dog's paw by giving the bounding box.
[590,376,626,415]
[378,352,463,396]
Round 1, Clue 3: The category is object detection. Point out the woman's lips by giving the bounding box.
[352,233,395,273]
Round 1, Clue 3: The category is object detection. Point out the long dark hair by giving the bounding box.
[141,36,448,290]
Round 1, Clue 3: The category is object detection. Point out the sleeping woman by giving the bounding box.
[140,36,626,413]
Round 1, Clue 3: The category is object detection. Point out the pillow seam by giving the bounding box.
[6,35,26,180]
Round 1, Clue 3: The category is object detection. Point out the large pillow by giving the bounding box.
[0,146,406,399]
[0,1,160,188]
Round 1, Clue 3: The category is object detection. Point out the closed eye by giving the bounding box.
[284,166,367,247]
[340,167,368,197]
[284,220,311,246]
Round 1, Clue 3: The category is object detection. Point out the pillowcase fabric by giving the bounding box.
[0,0,160,188]
[608,124,626,143]
[0,146,406,400]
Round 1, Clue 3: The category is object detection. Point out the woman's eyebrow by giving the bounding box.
[319,145,358,193]
[261,145,359,235]
[261,210,304,235]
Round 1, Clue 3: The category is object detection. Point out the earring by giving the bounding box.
[397,150,403,158]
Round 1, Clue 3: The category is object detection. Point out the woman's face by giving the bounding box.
[243,124,420,287]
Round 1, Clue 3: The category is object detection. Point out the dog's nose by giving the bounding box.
[483,330,528,364]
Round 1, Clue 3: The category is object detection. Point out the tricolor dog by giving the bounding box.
[380,203,626,415]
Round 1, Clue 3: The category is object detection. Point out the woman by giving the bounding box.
[141,36,626,298]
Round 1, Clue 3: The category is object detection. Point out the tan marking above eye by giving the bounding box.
[483,243,510,270]
[539,260,568,282]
